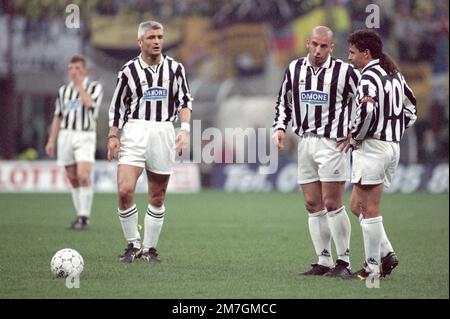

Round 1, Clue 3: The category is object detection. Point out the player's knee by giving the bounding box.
[67,177,79,187]
[323,199,341,212]
[66,173,79,187]
[149,195,164,208]
[118,184,134,202]
[304,199,321,213]
[77,173,90,186]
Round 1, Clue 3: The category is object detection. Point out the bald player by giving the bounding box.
[272,26,359,277]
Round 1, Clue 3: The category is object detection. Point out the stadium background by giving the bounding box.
[0,0,448,299]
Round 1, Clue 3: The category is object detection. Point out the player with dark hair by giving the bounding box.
[347,30,417,280]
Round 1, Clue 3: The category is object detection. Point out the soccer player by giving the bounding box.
[45,55,104,230]
[108,21,193,263]
[272,26,359,277]
[346,30,417,280]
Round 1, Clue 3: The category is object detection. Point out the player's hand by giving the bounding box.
[107,137,120,161]
[45,140,55,158]
[272,130,286,150]
[175,130,189,156]
[350,138,362,150]
[337,133,352,153]
[73,70,84,89]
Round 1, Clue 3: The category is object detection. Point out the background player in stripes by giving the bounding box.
[272,26,359,278]
[45,55,104,230]
[346,30,417,280]
[107,21,193,263]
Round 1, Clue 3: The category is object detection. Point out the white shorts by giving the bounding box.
[351,138,400,188]
[57,130,96,166]
[118,120,175,175]
[297,133,348,184]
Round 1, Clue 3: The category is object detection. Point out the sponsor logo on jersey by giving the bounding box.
[300,90,328,105]
[65,99,83,111]
[143,86,167,101]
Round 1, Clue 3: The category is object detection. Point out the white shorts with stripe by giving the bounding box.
[351,138,400,188]
[118,120,175,175]
[57,130,96,166]
[297,133,348,184]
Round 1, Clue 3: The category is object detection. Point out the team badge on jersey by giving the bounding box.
[300,90,328,105]
[143,86,167,101]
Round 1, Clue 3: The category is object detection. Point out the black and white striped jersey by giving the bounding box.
[352,59,417,142]
[109,54,193,128]
[54,78,103,132]
[273,54,359,139]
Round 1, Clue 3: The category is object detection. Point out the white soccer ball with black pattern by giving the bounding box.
[50,248,84,278]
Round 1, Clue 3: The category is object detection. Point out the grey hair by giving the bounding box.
[137,21,164,40]
[311,26,334,39]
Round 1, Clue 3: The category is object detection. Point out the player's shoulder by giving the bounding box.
[119,56,139,73]
[164,55,183,68]
[57,83,69,94]
[286,57,305,70]
[332,58,356,71]
[87,79,103,89]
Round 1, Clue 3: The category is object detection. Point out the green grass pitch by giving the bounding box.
[0,191,448,299]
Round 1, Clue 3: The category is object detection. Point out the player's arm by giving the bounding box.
[402,75,417,129]
[338,66,360,152]
[107,70,129,161]
[351,77,378,146]
[176,107,191,156]
[45,94,64,158]
[45,116,62,158]
[175,63,193,156]
[272,66,293,150]
[77,84,94,108]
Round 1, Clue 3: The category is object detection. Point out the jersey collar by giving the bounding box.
[138,54,165,70]
[305,54,332,69]
[361,59,380,74]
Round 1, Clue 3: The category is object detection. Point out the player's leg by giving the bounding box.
[322,181,352,278]
[117,164,144,262]
[65,164,80,215]
[141,170,170,262]
[58,131,81,227]
[350,189,396,276]
[351,140,399,278]
[69,131,96,229]
[314,137,352,277]
[140,122,175,262]
[352,182,385,279]
[299,181,334,275]
[68,161,93,229]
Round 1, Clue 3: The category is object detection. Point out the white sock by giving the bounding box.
[308,210,333,267]
[327,206,351,265]
[361,216,383,275]
[143,204,165,250]
[78,186,93,217]
[118,204,141,247]
[71,187,80,215]
[380,223,394,258]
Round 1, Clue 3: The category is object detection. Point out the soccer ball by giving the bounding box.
[50,248,84,278]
